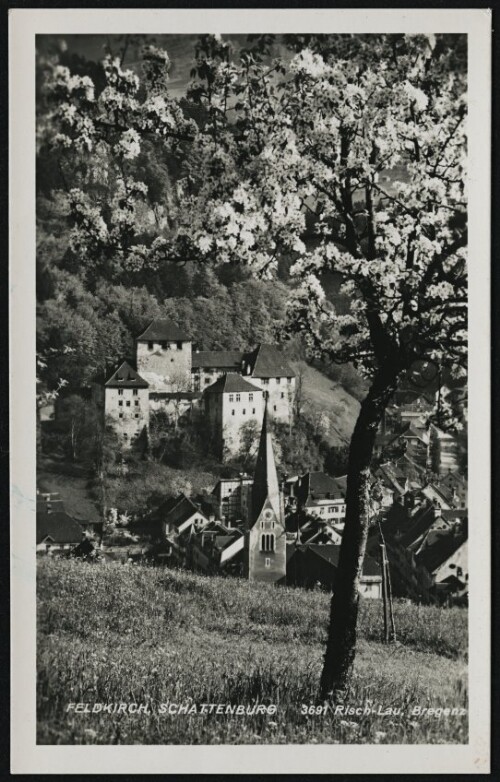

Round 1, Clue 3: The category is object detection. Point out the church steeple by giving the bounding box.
[251,396,281,525]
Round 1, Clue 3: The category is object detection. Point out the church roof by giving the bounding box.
[251,399,281,524]
[105,361,149,388]
[192,351,244,370]
[243,344,295,378]
[204,373,261,394]
[136,318,190,342]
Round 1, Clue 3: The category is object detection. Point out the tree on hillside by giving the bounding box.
[38,34,467,702]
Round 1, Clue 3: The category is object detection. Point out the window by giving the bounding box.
[276,377,281,384]
[232,409,235,416]
[118,401,123,407]
[273,405,277,412]
[135,400,139,407]
[148,341,154,350]
[265,558,271,568]
[242,409,246,415]
[177,341,183,350]
[118,389,123,396]
[229,394,234,402]
[126,401,131,407]
[236,393,241,402]
[249,393,253,402]
[205,378,210,384]
[119,413,123,419]
[287,377,292,384]
[133,389,138,396]
[281,392,285,399]
[262,378,269,385]
[252,408,256,415]
[135,413,139,419]
[261,533,275,553]
[161,341,168,349]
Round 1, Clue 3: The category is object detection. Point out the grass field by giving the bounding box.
[37,558,468,745]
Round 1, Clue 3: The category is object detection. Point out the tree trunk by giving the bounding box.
[319,362,401,701]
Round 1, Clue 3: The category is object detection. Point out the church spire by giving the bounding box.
[251,395,281,524]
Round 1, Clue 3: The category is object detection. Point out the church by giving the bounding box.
[103,317,296,460]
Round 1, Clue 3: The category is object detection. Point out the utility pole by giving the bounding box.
[378,521,396,644]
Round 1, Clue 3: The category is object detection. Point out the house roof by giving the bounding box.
[191,351,244,370]
[105,361,149,389]
[243,344,295,378]
[204,373,261,395]
[416,532,466,574]
[299,472,346,503]
[153,494,207,529]
[298,544,381,577]
[149,391,202,400]
[136,318,190,342]
[37,510,84,545]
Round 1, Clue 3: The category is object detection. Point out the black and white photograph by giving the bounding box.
[10,7,491,774]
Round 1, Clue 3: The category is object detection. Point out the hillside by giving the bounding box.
[37,559,468,745]
[293,361,361,447]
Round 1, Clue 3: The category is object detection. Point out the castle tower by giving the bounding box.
[136,318,192,392]
[104,361,149,448]
[245,397,287,583]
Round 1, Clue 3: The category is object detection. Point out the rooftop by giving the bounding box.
[37,510,84,545]
[204,373,262,395]
[105,361,149,389]
[136,318,190,343]
[152,494,207,529]
[192,351,244,370]
[243,344,295,379]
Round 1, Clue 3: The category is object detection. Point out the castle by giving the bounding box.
[104,318,296,460]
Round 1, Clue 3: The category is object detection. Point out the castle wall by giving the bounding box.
[247,376,295,423]
[105,386,149,447]
[220,389,264,460]
[136,340,192,392]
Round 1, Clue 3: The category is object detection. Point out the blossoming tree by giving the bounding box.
[39,33,467,700]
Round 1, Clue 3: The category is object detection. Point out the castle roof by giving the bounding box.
[105,361,149,388]
[243,344,295,378]
[204,373,261,394]
[251,399,281,524]
[136,318,190,342]
[192,351,244,370]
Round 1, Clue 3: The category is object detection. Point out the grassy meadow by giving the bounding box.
[37,558,468,745]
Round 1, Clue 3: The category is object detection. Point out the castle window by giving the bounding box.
[236,394,241,402]
[287,377,292,384]
[273,405,277,412]
[135,413,139,419]
[261,533,275,553]
[252,408,256,415]
[232,409,235,416]
[281,392,285,399]
[119,413,123,419]
[276,377,281,384]
[229,394,234,402]
[119,401,123,407]
[126,401,131,407]
[249,393,253,402]
[161,341,168,349]
[177,342,183,350]
[133,389,138,396]
[148,342,153,350]
[135,400,139,406]
[118,389,123,396]
[242,409,246,415]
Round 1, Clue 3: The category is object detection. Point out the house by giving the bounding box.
[190,523,245,575]
[204,373,264,460]
[415,530,468,599]
[286,544,382,598]
[135,318,192,392]
[240,344,296,423]
[244,399,287,583]
[104,361,149,448]
[150,493,210,539]
[295,471,347,525]
[37,506,84,554]
[428,424,461,475]
[192,350,245,391]
[212,474,254,526]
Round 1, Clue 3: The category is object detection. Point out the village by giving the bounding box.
[37,317,468,606]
